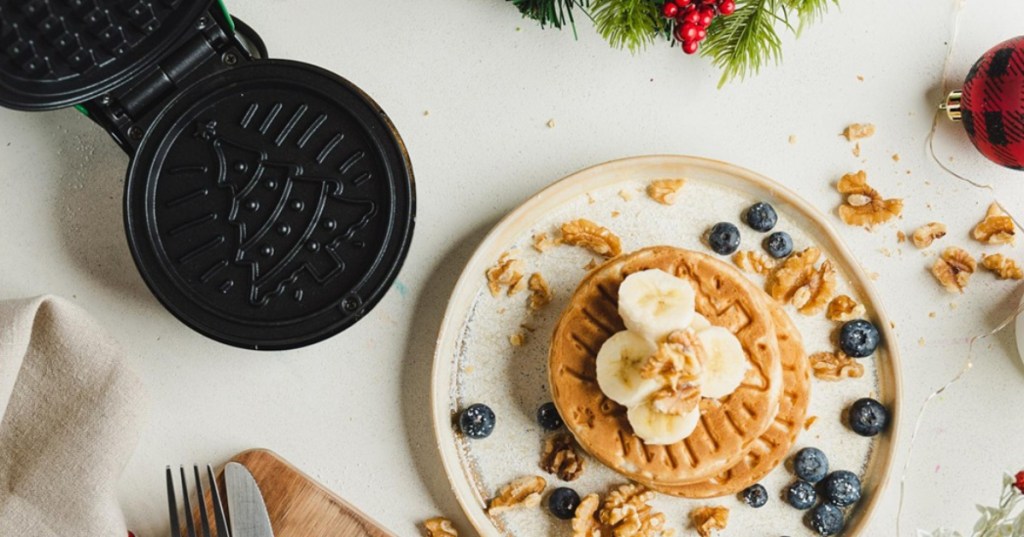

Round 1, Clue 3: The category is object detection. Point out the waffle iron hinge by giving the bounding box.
[83,13,252,155]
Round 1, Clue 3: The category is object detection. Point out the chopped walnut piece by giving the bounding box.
[488,476,546,514]
[642,330,704,387]
[842,123,876,141]
[911,222,947,249]
[423,517,458,537]
[767,248,836,314]
[892,153,901,162]
[827,295,866,322]
[561,219,622,258]
[650,385,701,416]
[532,232,558,253]
[646,179,686,205]
[690,506,729,537]
[836,170,903,228]
[804,416,818,429]
[851,143,861,157]
[733,250,777,276]
[972,203,1015,245]
[981,253,1024,280]
[486,252,525,297]
[509,332,525,347]
[528,273,553,310]
[619,189,635,202]
[810,351,865,381]
[599,484,673,537]
[540,433,585,481]
[572,494,602,537]
[932,247,976,294]
[897,230,907,243]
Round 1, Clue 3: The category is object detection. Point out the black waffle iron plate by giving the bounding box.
[0,0,415,350]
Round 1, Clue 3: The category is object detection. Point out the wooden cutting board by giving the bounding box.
[208,449,396,537]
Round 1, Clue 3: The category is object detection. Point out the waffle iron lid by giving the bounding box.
[0,0,214,110]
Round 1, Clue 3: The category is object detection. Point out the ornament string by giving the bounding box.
[902,0,1024,534]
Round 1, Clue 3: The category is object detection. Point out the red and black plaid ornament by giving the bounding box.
[943,36,1024,170]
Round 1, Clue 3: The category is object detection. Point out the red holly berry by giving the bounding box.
[695,27,707,41]
[682,40,699,54]
[675,23,700,42]
[681,8,701,25]
[697,7,715,27]
[662,2,679,18]
[718,0,736,15]
[674,0,693,6]
[1015,471,1024,494]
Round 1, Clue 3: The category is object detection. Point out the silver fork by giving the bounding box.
[166,465,231,537]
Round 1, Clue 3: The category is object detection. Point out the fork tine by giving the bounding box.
[166,467,181,537]
[180,466,197,537]
[207,465,231,537]
[194,466,212,537]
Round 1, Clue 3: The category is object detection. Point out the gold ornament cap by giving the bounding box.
[940,90,963,121]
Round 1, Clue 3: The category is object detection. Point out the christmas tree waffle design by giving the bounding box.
[125,61,413,349]
[195,120,377,306]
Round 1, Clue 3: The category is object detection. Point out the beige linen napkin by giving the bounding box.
[0,296,146,537]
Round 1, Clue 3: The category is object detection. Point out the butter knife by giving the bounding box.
[225,462,275,537]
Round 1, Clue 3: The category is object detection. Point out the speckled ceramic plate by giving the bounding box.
[431,156,901,536]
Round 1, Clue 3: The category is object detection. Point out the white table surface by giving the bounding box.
[3,1,1024,535]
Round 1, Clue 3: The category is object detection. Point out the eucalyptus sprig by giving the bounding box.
[921,473,1024,537]
[504,0,838,86]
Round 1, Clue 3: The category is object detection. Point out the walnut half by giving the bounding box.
[561,219,622,258]
[642,330,704,386]
[809,351,865,381]
[981,253,1024,280]
[973,203,1015,245]
[540,434,585,481]
[931,247,976,294]
[488,476,546,514]
[836,170,903,228]
[842,123,876,141]
[598,484,673,537]
[690,506,729,537]
[423,517,458,537]
[766,248,836,315]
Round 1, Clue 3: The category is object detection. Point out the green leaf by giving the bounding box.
[589,0,663,53]
[701,0,783,87]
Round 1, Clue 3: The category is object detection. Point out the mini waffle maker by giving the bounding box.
[0,0,415,350]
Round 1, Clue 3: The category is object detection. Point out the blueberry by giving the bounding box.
[786,480,817,510]
[708,222,741,255]
[847,397,889,437]
[745,202,778,232]
[548,487,581,520]
[793,447,829,483]
[458,403,496,439]
[764,231,794,259]
[537,402,564,431]
[740,483,768,508]
[822,470,861,507]
[839,319,880,358]
[808,503,845,536]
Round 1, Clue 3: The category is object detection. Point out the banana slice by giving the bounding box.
[618,269,696,342]
[596,331,661,407]
[689,313,711,331]
[627,401,701,445]
[696,326,749,399]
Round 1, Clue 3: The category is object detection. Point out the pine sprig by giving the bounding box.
[590,0,663,54]
[701,0,783,87]
[506,0,589,30]
[783,0,838,34]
